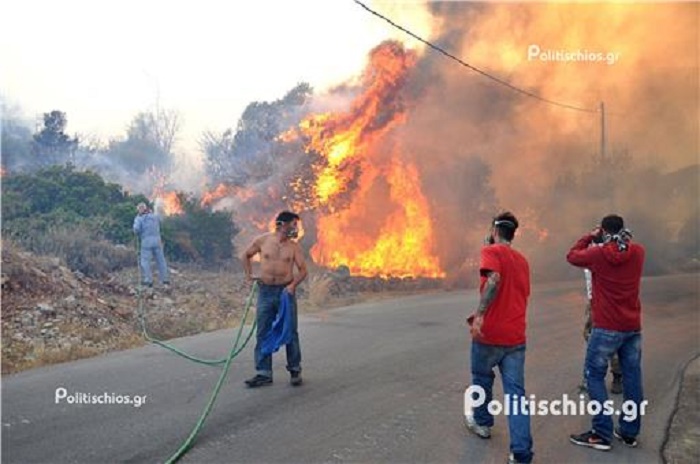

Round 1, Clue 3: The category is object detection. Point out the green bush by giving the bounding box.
[162,194,237,265]
[1,165,238,272]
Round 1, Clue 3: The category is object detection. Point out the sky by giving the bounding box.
[1,0,433,152]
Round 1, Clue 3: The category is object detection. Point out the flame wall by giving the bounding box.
[212,2,698,281]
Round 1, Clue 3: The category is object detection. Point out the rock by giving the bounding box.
[36,303,56,317]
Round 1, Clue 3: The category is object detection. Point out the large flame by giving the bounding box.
[313,158,444,278]
[157,191,184,216]
[289,41,445,278]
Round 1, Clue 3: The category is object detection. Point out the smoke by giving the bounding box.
[392,1,699,280]
[57,2,691,282]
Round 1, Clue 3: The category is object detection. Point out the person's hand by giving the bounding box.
[590,226,603,239]
[285,283,296,295]
[470,314,484,338]
[583,319,592,341]
[247,274,260,283]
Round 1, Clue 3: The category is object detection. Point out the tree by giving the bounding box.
[31,111,79,166]
[105,108,181,174]
[202,82,312,185]
[1,108,33,172]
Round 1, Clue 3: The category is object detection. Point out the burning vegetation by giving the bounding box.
[3,2,697,283]
[196,2,697,281]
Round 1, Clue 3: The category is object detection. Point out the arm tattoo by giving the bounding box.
[478,272,500,315]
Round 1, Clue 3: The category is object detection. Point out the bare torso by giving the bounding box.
[257,233,298,285]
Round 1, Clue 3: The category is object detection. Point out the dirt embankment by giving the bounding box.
[1,244,445,374]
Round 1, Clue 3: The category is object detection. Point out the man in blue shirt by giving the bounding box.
[133,202,170,288]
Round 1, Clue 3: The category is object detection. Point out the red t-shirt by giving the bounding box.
[567,235,645,331]
[477,244,531,346]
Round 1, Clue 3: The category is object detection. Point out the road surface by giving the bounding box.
[2,274,698,463]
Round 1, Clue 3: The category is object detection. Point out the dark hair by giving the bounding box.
[493,211,519,241]
[601,214,624,234]
[275,211,300,225]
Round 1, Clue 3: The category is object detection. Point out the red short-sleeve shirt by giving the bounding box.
[477,244,531,346]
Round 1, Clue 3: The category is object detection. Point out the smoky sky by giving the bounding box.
[391,1,698,280]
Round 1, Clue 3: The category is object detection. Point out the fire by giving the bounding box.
[158,191,184,216]
[201,183,233,207]
[290,41,445,278]
[313,159,444,278]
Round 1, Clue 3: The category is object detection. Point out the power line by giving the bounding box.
[353,0,600,114]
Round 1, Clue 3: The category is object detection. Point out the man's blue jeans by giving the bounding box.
[254,284,301,378]
[140,239,169,285]
[585,328,643,441]
[471,342,533,463]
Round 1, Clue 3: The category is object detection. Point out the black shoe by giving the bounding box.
[290,371,303,387]
[141,282,153,288]
[245,374,272,388]
[611,374,623,394]
[569,430,611,451]
[613,428,638,447]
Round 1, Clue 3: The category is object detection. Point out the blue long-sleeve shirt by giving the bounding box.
[133,212,163,247]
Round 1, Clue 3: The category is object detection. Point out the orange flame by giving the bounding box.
[313,159,444,278]
[159,191,184,216]
[201,183,257,208]
[291,41,444,278]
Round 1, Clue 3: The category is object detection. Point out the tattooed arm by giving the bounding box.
[471,271,500,338]
[477,271,501,315]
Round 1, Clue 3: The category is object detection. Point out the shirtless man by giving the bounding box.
[242,211,308,387]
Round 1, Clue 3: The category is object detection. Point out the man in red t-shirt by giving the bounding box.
[464,212,533,464]
[567,215,645,452]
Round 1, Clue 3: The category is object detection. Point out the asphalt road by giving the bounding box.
[2,274,698,464]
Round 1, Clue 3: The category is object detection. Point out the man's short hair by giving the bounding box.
[601,214,624,234]
[275,211,300,225]
[493,211,519,241]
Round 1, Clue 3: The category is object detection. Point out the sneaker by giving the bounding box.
[244,374,272,388]
[141,282,153,288]
[464,414,491,439]
[507,453,529,464]
[569,430,611,451]
[613,428,638,447]
[290,371,303,387]
[611,374,623,395]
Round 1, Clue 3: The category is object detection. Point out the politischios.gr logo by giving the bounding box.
[55,387,147,408]
[527,44,620,65]
[464,385,648,422]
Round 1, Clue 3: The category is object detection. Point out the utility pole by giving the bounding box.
[600,101,616,211]
[600,101,606,162]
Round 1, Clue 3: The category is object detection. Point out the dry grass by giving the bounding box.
[3,329,144,374]
[29,225,134,277]
[308,274,333,309]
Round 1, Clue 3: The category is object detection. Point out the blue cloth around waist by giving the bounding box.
[260,290,294,355]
